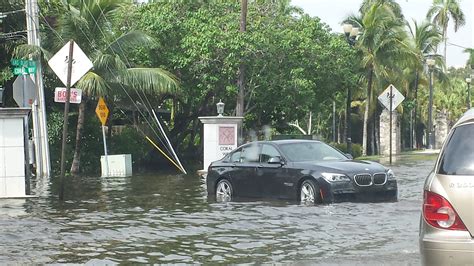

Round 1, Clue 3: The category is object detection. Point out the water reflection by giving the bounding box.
[0,156,436,264]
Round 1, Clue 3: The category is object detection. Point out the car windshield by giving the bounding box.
[438,123,474,175]
[278,142,347,162]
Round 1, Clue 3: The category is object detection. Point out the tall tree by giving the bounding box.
[427,0,465,65]
[348,1,410,155]
[464,48,474,69]
[406,20,441,148]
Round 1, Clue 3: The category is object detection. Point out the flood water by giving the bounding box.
[0,154,437,264]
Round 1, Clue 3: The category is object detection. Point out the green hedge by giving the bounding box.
[329,142,362,159]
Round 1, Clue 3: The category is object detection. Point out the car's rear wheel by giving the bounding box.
[300,179,321,204]
[216,179,233,202]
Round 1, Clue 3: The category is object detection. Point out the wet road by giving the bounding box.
[0,154,436,264]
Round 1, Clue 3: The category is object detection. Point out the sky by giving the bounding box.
[291,0,473,68]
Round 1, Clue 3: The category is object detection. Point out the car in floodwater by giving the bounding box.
[419,109,474,266]
[206,139,398,204]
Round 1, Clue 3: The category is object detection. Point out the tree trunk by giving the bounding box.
[413,71,419,149]
[443,26,447,66]
[236,0,247,117]
[362,67,373,156]
[70,96,88,176]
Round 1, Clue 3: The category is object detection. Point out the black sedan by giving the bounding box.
[206,140,398,204]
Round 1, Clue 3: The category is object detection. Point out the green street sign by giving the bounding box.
[13,66,37,75]
[11,59,37,68]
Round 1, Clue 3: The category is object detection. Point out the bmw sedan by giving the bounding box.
[206,140,398,204]
[419,109,474,265]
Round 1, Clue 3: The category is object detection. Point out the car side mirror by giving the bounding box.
[345,153,353,160]
[268,156,284,165]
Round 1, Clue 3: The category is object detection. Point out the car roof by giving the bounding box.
[245,139,322,145]
[453,108,474,128]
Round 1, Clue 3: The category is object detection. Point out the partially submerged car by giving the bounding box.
[206,140,397,204]
[419,109,474,265]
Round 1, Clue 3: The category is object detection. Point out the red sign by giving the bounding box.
[54,87,82,104]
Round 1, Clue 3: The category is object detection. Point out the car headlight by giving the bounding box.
[321,172,350,182]
[386,169,395,179]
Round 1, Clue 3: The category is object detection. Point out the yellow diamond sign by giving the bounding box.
[95,97,109,126]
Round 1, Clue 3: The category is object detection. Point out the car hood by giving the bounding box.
[292,160,386,174]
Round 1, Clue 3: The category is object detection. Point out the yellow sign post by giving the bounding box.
[95,97,109,176]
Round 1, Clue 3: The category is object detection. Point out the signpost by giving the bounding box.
[96,97,109,177]
[54,87,82,104]
[378,84,405,164]
[49,40,92,200]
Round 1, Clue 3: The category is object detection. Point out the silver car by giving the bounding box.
[419,109,474,265]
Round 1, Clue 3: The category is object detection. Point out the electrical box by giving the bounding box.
[100,154,132,177]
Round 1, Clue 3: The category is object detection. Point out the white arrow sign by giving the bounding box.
[48,41,93,87]
[378,84,405,111]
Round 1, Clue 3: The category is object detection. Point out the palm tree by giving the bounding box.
[464,48,474,69]
[406,20,441,148]
[45,0,179,175]
[347,2,411,155]
[427,0,465,65]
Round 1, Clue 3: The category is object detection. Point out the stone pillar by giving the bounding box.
[435,109,449,149]
[379,109,401,156]
[198,116,243,172]
[0,108,31,198]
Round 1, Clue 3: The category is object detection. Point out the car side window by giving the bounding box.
[241,144,260,163]
[260,144,281,163]
[229,149,242,163]
[438,124,474,175]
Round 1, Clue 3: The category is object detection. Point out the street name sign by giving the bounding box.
[48,41,93,87]
[378,84,405,111]
[54,87,82,104]
[13,75,37,107]
[11,59,37,75]
[95,97,109,126]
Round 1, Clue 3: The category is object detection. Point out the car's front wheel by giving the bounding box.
[300,179,321,204]
[216,179,233,202]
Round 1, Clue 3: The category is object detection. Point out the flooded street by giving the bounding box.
[0,154,436,264]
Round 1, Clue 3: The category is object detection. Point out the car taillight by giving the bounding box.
[423,190,467,231]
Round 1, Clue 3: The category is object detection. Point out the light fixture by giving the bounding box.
[343,24,353,37]
[0,86,4,107]
[426,58,436,67]
[216,100,225,117]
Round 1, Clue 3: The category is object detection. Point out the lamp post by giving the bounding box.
[216,100,225,117]
[0,86,4,107]
[466,77,472,109]
[426,58,436,149]
[342,24,358,154]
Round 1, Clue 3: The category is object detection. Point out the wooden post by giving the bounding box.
[59,40,74,200]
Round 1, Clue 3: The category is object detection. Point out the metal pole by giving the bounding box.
[59,40,74,200]
[389,85,393,165]
[101,125,109,177]
[332,100,336,143]
[428,69,434,149]
[26,0,50,179]
[346,87,352,155]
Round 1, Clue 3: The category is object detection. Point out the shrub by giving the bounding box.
[329,142,362,159]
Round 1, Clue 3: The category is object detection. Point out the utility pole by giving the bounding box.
[26,0,51,181]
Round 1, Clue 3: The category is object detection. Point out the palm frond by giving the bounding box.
[122,68,180,96]
[76,71,110,96]
[106,30,156,57]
